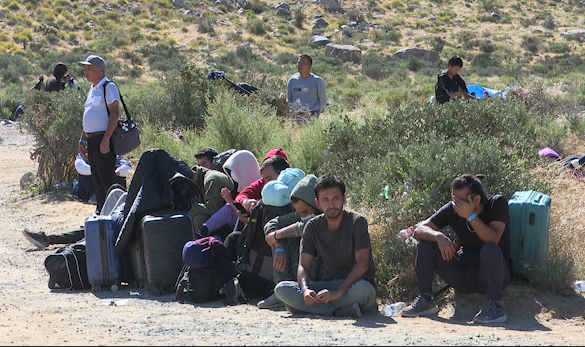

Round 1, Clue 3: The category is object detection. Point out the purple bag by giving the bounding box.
[182,236,232,269]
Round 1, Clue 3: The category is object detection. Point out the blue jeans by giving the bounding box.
[274,278,376,316]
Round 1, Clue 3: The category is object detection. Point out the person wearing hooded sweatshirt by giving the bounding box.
[189,165,234,231]
[258,174,323,309]
[234,148,289,212]
[44,63,68,92]
[197,150,262,237]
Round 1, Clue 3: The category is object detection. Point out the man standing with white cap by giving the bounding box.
[77,55,120,214]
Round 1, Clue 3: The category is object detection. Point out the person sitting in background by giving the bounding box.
[402,174,511,324]
[64,74,80,90]
[30,75,45,91]
[194,147,218,170]
[198,150,261,238]
[274,174,377,318]
[73,153,131,204]
[258,173,323,309]
[44,63,68,93]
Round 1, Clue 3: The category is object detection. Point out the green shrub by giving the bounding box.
[275,52,297,65]
[521,36,541,54]
[20,90,86,190]
[246,18,267,35]
[204,88,283,156]
[548,42,571,53]
[293,9,304,29]
[245,0,268,14]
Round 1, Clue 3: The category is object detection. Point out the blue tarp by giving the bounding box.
[428,82,516,104]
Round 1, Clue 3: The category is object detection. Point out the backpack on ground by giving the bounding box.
[235,201,293,298]
[44,241,91,290]
[174,236,235,303]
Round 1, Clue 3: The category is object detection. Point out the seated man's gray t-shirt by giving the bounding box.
[287,73,327,114]
[301,210,376,288]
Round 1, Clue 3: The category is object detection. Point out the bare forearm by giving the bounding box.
[336,260,368,296]
[413,224,444,242]
[104,109,118,138]
[276,223,302,239]
[298,264,310,288]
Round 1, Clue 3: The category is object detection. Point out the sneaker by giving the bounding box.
[284,304,306,315]
[88,194,97,205]
[473,300,507,324]
[22,229,50,250]
[257,293,284,309]
[332,302,362,318]
[402,295,439,317]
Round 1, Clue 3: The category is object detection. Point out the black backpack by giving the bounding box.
[44,241,91,290]
[212,149,237,173]
[174,242,235,303]
[235,201,293,298]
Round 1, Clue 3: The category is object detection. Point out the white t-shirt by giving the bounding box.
[82,77,121,133]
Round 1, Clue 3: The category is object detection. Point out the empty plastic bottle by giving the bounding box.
[571,281,585,292]
[380,302,406,317]
[397,226,416,240]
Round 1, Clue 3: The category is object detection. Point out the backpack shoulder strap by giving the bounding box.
[102,80,131,121]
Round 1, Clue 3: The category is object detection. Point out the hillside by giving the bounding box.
[1,0,585,88]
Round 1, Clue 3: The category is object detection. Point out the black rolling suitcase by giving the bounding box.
[131,211,195,295]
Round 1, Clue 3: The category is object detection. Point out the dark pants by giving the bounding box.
[224,231,242,262]
[87,133,117,214]
[77,174,95,201]
[415,240,510,301]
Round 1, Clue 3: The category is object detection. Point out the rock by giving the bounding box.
[324,43,361,63]
[173,0,186,8]
[312,17,328,28]
[86,20,95,28]
[561,29,585,37]
[318,0,340,12]
[311,35,331,47]
[489,12,501,20]
[578,1,585,8]
[207,6,224,13]
[0,11,5,19]
[237,8,245,14]
[272,2,290,11]
[92,9,105,15]
[214,0,233,11]
[427,17,436,21]
[277,7,291,16]
[393,46,440,62]
[20,172,36,190]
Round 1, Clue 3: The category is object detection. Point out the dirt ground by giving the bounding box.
[2,122,585,346]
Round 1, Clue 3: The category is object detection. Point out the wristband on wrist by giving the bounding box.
[467,213,477,222]
[300,285,309,292]
[79,138,85,144]
[274,248,286,253]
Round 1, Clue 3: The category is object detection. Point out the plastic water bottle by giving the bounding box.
[380,302,406,317]
[397,226,416,240]
[571,281,585,292]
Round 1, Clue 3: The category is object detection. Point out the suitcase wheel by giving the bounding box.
[111,284,119,292]
[92,284,102,292]
[151,287,161,296]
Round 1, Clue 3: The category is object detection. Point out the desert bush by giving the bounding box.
[20,89,86,190]
[245,0,268,14]
[246,18,267,35]
[361,51,409,81]
[522,36,541,55]
[521,247,575,292]
[548,42,571,54]
[139,42,185,71]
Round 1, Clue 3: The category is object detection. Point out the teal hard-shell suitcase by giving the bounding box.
[508,191,551,273]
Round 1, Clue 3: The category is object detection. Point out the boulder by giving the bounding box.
[318,0,340,12]
[20,172,36,190]
[277,7,291,16]
[0,11,5,19]
[578,1,585,8]
[325,43,361,63]
[311,35,331,47]
[489,12,501,20]
[427,17,436,21]
[214,0,233,11]
[92,9,106,15]
[173,0,186,8]
[273,2,290,10]
[393,47,440,62]
[561,29,585,37]
[312,17,328,28]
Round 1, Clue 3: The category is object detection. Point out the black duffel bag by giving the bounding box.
[44,241,91,290]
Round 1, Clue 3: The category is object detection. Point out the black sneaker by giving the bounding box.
[22,229,50,250]
[332,302,362,318]
[473,300,507,324]
[402,295,439,317]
